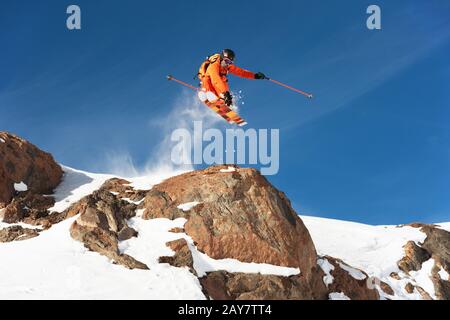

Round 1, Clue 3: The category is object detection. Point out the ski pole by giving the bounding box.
[167,75,199,91]
[266,77,313,99]
[167,75,229,104]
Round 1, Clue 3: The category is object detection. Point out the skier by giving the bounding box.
[197,49,267,107]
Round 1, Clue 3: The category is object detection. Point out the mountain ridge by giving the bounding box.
[0,131,448,300]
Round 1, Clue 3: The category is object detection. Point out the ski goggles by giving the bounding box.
[222,57,234,66]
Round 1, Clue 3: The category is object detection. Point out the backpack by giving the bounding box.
[197,53,221,80]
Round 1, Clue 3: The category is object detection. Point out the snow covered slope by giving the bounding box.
[301,215,449,300]
[0,166,299,299]
[0,164,448,300]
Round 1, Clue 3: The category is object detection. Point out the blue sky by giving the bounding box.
[1,0,449,224]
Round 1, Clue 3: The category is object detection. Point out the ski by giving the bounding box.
[204,99,247,126]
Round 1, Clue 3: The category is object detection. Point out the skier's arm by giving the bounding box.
[228,65,255,79]
[209,61,229,95]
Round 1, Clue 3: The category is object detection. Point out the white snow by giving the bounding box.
[437,222,450,232]
[338,262,367,280]
[48,166,114,213]
[329,292,350,300]
[126,167,190,190]
[177,202,200,212]
[14,181,28,192]
[121,197,144,205]
[121,216,301,279]
[438,266,449,281]
[0,138,5,143]
[135,208,145,218]
[301,215,431,300]
[0,217,205,299]
[317,258,334,287]
[409,258,437,299]
[190,245,300,277]
[220,166,236,173]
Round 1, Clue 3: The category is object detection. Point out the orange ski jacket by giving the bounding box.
[199,54,255,95]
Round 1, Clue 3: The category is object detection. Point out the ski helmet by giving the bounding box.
[221,49,235,62]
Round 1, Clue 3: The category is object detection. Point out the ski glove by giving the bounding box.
[223,91,233,106]
[254,72,267,80]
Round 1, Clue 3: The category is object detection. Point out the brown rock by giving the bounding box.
[169,227,185,233]
[200,271,328,300]
[69,190,146,270]
[405,283,414,294]
[0,225,40,242]
[395,225,450,300]
[397,241,430,273]
[101,178,146,202]
[142,165,318,283]
[2,200,25,223]
[420,226,450,271]
[399,223,436,229]
[380,281,395,296]
[2,193,55,224]
[0,132,63,208]
[70,221,147,270]
[73,189,137,232]
[325,257,379,300]
[390,272,401,280]
[118,227,138,241]
[159,238,195,274]
[421,226,450,300]
[416,286,433,300]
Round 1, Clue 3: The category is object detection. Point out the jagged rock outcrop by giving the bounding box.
[0,132,63,208]
[396,224,450,300]
[322,256,380,300]
[200,271,327,300]
[420,225,450,300]
[0,225,40,242]
[141,165,318,279]
[159,238,196,275]
[100,178,146,202]
[2,193,55,224]
[398,241,431,273]
[69,185,147,270]
[141,165,380,300]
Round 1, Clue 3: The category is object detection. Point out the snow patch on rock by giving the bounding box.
[437,222,450,232]
[329,292,350,300]
[14,182,28,192]
[177,202,201,212]
[317,258,334,287]
[409,258,437,299]
[220,167,236,173]
[338,262,366,280]
[127,167,191,190]
[120,216,300,279]
[438,266,449,281]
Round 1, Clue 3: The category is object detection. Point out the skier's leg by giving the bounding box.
[201,77,221,103]
[198,77,214,102]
